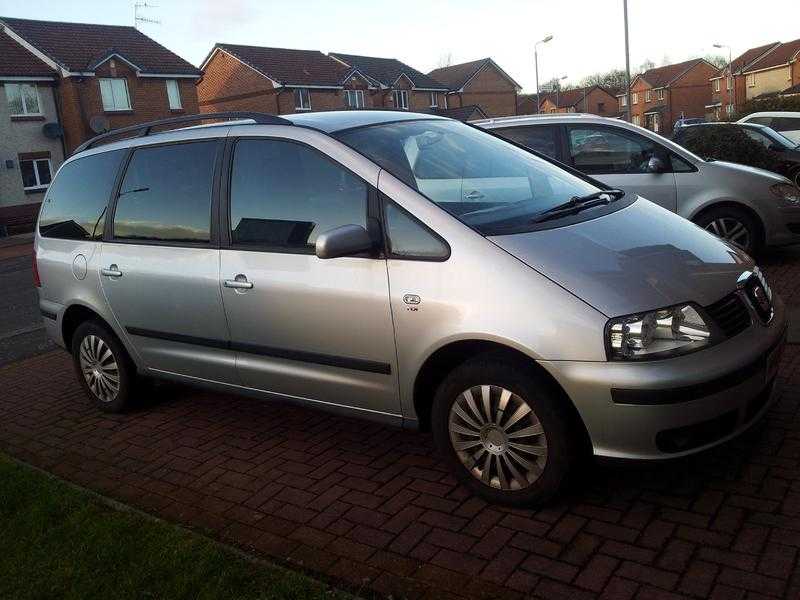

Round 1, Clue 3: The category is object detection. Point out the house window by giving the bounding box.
[19,156,52,191]
[727,77,732,91]
[632,92,638,104]
[165,79,182,110]
[632,115,641,126]
[99,78,131,111]
[726,104,734,115]
[645,90,651,102]
[747,74,756,87]
[429,92,438,108]
[392,89,409,110]
[657,89,664,101]
[294,88,311,111]
[345,89,365,109]
[619,95,627,107]
[597,102,605,112]
[713,79,721,93]
[5,83,42,116]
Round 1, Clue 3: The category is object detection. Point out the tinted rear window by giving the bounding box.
[39,150,126,240]
[494,126,560,159]
[113,141,218,243]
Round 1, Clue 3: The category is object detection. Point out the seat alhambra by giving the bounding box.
[35,111,786,506]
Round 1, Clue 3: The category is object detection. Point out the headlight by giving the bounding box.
[606,304,711,361]
[771,183,800,204]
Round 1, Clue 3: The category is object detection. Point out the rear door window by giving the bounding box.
[567,126,662,174]
[229,139,367,252]
[494,125,561,160]
[112,141,218,243]
[771,117,800,136]
[39,150,126,240]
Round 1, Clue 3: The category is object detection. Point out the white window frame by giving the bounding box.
[726,104,734,115]
[345,89,365,109]
[99,78,131,111]
[713,79,721,93]
[393,89,409,110]
[632,115,641,126]
[20,157,52,191]
[645,89,651,102]
[632,92,638,104]
[165,79,182,110]
[746,74,756,87]
[619,95,627,107]
[657,89,664,101]
[726,77,733,91]
[429,92,438,108]
[5,83,42,116]
[294,88,311,111]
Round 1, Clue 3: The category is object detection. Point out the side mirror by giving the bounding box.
[647,156,668,173]
[315,224,374,259]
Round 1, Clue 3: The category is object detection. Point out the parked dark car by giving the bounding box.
[673,122,800,187]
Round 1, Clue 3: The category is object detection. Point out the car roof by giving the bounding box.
[284,110,449,133]
[740,111,800,119]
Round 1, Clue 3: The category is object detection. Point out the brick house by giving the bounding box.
[625,58,719,135]
[707,42,780,120]
[537,85,619,117]
[740,39,800,103]
[428,58,520,117]
[0,29,65,234]
[0,17,201,155]
[198,44,384,114]
[328,53,448,111]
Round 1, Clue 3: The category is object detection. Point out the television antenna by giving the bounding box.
[134,2,160,28]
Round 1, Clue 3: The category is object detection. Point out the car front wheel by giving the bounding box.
[431,355,580,506]
[694,206,761,255]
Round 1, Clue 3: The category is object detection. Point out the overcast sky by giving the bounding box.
[2,0,798,92]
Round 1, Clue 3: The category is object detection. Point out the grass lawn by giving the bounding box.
[0,453,353,600]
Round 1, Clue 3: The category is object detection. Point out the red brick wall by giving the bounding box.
[455,65,517,117]
[57,58,199,153]
[628,78,651,126]
[197,49,278,114]
[668,62,720,133]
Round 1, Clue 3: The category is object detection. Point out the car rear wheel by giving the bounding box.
[71,320,137,413]
[431,355,580,506]
[694,206,761,255]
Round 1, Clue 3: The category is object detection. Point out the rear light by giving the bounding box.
[33,250,41,288]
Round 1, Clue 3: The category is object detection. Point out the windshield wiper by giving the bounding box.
[531,189,625,224]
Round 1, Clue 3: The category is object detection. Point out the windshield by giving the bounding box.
[336,119,602,234]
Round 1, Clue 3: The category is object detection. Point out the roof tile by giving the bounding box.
[745,38,800,72]
[214,43,349,86]
[329,52,446,90]
[0,29,55,78]
[638,58,715,88]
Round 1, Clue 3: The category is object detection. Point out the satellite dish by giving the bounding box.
[42,122,64,139]
[89,115,111,134]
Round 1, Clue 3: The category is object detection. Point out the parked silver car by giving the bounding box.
[476,114,800,254]
[35,111,786,506]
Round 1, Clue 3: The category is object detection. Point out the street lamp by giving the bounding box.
[535,34,553,114]
[714,43,733,118]
[555,75,568,111]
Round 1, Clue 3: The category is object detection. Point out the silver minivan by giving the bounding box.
[35,111,787,506]
[476,114,800,255]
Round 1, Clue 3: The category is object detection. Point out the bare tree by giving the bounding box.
[704,54,728,69]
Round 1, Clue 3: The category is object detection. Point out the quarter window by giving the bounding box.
[384,201,448,259]
[99,78,131,111]
[5,83,41,115]
[113,141,218,243]
[20,156,52,190]
[229,139,367,252]
[495,125,560,160]
[393,89,409,110]
[166,79,182,110]
[345,89,365,109]
[568,126,663,175]
[39,150,126,240]
[294,88,311,110]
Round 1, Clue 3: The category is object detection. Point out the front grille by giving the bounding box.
[705,292,751,338]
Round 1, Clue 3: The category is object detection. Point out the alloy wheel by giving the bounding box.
[704,217,751,251]
[448,385,548,491]
[79,335,120,403]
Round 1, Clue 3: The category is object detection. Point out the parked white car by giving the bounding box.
[475,114,800,254]
[739,112,800,144]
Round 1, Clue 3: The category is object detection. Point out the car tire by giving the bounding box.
[431,354,580,507]
[693,206,762,255]
[71,320,137,413]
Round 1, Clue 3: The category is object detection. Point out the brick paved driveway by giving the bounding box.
[0,244,799,599]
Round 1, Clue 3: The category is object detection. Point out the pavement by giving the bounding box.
[0,241,799,600]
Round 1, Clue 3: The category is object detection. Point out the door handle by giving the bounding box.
[224,274,253,290]
[464,190,485,200]
[100,264,123,278]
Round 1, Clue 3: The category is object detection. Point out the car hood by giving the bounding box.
[707,160,790,182]
[489,199,754,317]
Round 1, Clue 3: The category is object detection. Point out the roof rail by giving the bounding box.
[72,112,292,155]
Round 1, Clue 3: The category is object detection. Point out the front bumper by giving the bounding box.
[542,294,787,460]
